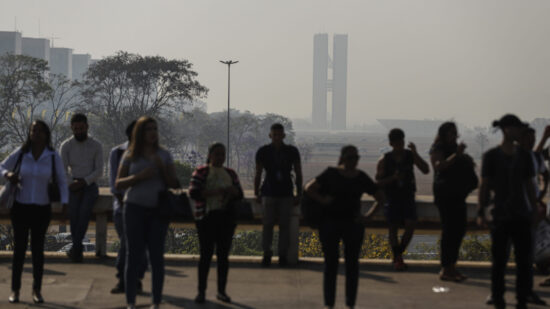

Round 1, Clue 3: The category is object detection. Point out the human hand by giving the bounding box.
[408,142,417,154]
[5,172,20,185]
[69,179,86,191]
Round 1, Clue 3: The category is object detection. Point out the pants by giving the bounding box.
[69,183,98,252]
[319,220,364,307]
[437,200,467,267]
[124,203,168,305]
[114,209,147,283]
[262,197,293,258]
[490,219,532,305]
[10,202,51,292]
[196,209,236,294]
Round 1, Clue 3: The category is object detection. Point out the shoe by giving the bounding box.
[486,294,494,305]
[216,292,231,303]
[194,292,205,304]
[8,291,19,303]
[262,254,272,267]
[137,280,143,294]
[32,290,44,304]
[393,256,407,271]
[527,292,547,305]
[110,281,125,294]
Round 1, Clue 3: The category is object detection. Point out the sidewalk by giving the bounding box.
[0,254,549,308]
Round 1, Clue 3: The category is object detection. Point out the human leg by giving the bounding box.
[262,197,277,265]
[343,222,364,307]
[319,221,341,307]
[196,216,215,296]
[10,202,30,293]
[277,197,293,264]
[124,204,146,305]
[490,222,510,306]
[146,213,168,305]
[29,205,51,292]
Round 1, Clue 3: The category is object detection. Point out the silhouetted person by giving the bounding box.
[189,143,244,304]
[1,120,69,304]
[115,116,179,309]
[60,113,103,262]
[430,122,478,282]
[254,123,303,266]
[305,145,384,309]
[376,128,429,270]
[109,120,147,294]
[478,114,538,309]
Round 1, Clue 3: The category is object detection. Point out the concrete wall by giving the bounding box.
[72,53,91,80]
[21,37,50,61]
[0,31,22,55]
[50,47,73,79]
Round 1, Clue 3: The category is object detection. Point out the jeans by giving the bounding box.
[124,203,168,305]
[196,209,236,294]
[69,183,98,252]
[319,220,364,307]
[490,219,532,305]
[437,200,467,267]
[10,202,51,292]
[262,197,294,258]
[114,209,147,284]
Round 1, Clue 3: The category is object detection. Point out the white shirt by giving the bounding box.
[1,147,69,205]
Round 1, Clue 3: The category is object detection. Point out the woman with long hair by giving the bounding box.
[189,142,243,304]
[1,120,69,304]
[115,116,179,309]
[430,122,478,282]
[305,145,384,309]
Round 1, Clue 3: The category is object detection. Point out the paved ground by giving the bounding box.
[0,254,549,309]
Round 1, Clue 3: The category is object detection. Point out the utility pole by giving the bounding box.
[219,60,238,166]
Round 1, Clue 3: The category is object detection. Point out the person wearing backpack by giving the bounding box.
[1,120,69,304]
[430,122,478,282]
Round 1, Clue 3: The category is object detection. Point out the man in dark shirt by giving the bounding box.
[478,114,538,309]
[255,123,303,266]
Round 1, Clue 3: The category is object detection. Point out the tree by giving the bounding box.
[43,74,80,149]
[0,54,51,146]
[79,51,208,148]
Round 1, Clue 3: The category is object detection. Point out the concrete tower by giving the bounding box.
[312,33,348,130]
[0,31,22,55]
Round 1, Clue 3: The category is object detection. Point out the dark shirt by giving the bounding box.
[316,167,378,221]
[481,146,535,221]
[381,150,416,199]
[256,143,300,197]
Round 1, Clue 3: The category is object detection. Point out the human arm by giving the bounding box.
[84,141,103,185]
[375,156,399,187]
[304,178,333,205]
[477,177,490,227]
[115,156,155,191]
[254,160,263,203]
[409,143,430,174]
[535,125,550,153]
[54,153,69,205]
[430,143,466,173]
[293,150,303,205]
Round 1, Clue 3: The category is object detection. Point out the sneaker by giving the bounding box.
[393,256,407,271]
[526,291,546,305]
[110,281,125,294]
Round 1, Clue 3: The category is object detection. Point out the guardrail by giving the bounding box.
[0,187,481,263]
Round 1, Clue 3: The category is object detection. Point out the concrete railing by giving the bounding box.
[0,187,481,264]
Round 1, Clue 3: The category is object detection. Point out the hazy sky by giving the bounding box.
[2,0,550,127]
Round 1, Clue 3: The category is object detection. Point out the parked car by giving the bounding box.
[57,242,96,253]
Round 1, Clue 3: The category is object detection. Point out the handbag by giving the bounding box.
[48,154,61,203]
[157,189,192,220]
[227,199,254,221]
[0,151,24,209]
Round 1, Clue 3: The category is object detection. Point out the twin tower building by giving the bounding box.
[312,33,348,131]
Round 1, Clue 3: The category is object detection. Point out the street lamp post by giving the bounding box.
[219,60,238,166]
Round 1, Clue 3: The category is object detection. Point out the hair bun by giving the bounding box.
[492,120,500,128]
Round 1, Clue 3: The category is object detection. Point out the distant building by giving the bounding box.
[312,33,329,129]
[50,47,73,79]
[312,33,348,130]
[331,34,348,131]
[22,37,50,61]
[72,53,91,80]
[0,31,22,55]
